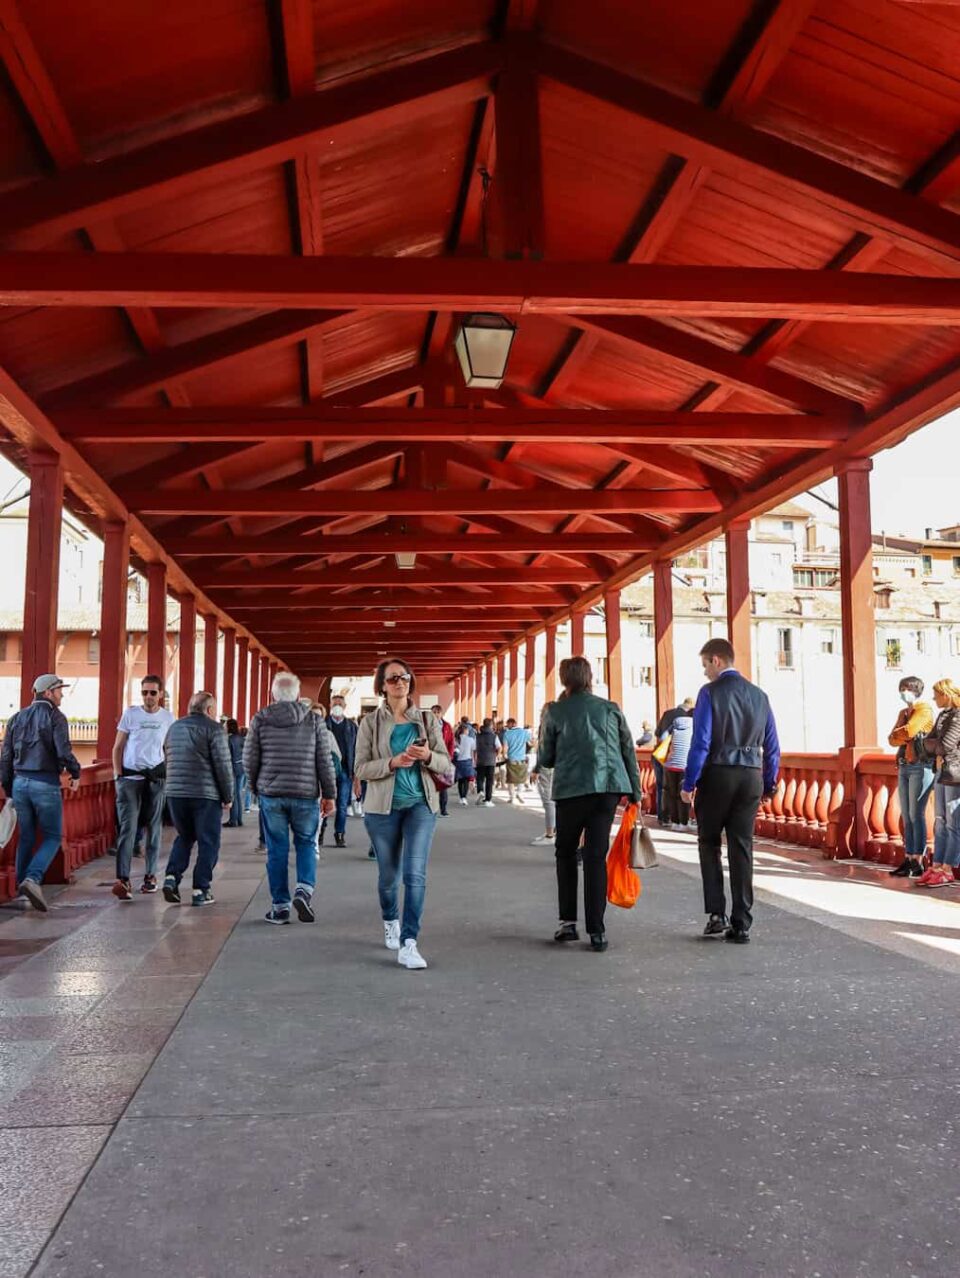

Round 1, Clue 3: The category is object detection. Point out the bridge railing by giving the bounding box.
[0,766,116,901]
[637,749,930,864]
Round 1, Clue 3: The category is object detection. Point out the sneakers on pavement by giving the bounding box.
[398,938,427,969]
[162,875,180,904]
[553,922,579,943]
[702,913,727,937]
[923,868,956,889]
[112,878,133,901]
[530,834,555,845]
[192,888,215,907]
[19,879,47,912]
[484,800,494,808]
[724,926,751,944]
[265,907,291,924]
[383,919,401,950]
[292,887,315,922]
[140,875,158,894]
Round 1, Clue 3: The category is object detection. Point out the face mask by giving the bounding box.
[900,691,916,705]
[331,706,345,719]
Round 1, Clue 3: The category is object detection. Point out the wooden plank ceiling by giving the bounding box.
[2,0,960,680]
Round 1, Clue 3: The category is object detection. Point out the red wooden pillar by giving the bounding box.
[496,652,506,720]
[177,595,196,718]
[260,654,271,711]
[485,658,494,718]
[96,522,130,760]
[21,453,63,705]
[653,560,675,721]
[236,636,249,728]
[221,628,236,720]
[725,519,752,678]
[203,614,219,699]
[146,564,167,686]
[604,589,624,705]
[570,609,585,656]
[249,652,261,720]
[523,636,536,726]
[453,676,460,719]
[268,661,278,700]
[508,645,519,721]
[544,623,557,704]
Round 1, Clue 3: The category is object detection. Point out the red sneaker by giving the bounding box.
[927,869,956,889]
[914,868,936,886]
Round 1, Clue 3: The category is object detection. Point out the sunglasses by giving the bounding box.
[384,673,411,685]
[142,689,161,697]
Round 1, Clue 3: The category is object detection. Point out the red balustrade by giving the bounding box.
[0,766,116,903]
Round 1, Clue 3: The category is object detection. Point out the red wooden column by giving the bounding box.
[508,645,519,721]
[523,636,536,725]
[96,522,130,760]
[260,654,271,711]
[544,623,557,703]
[496,652,506,720]
[20,453,63,705]
[177,595,196,718]
[250,652,262,720]
[236,636,249,728]
[471,666,480,723]
[485,658,494,718]
[453,676,460,719]
[221,628,236,720]
[725,519,752,677]
[653,560,675,721]
[202,614,219,699]
[146,564,167,685]
[604,589,624,705]
[268,661,278,700]
[570,609,585,656]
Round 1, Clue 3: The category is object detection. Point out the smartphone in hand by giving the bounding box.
[413,736,427,747]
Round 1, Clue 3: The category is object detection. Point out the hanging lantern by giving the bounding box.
[454,313,517,389]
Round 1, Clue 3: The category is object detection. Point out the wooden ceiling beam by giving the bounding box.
[163,532,656,556]
[57,405,849,446]
[0,42,500,242]
[197,564,603,589]
[10,254,960,323]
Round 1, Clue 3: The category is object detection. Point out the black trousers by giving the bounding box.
[663,769,689,826]
[457,775,472,800]
[476,765,495,802]
[695,766,763,932]
[555,791,621,935]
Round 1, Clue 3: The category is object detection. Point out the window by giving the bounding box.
[793,567,838,588]
[819,629,836,655]
[953,556,960,576]
[953,633,960,658]
[876,588,891,610]
[596,656,608,684]
[914,630,926,655]
[634,622,653,638]
[631,666,653,688]
[781,520,794,535]
[885,638,902,669]
[922,555,933,575]
[776,628,794,669]
[87,634,100,664]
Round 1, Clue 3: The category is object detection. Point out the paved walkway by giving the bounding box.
[3,797,960,1277]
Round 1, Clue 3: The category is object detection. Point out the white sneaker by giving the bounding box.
[531,834,555,845]
[398,939,427,969]
[460,797,468,806]
[484,800,494,808]
[383,919,401,950]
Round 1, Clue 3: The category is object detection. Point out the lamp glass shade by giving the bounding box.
[395,551,417,570]
[454,314,517,389]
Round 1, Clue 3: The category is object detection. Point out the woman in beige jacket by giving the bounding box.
[355,658,450,970]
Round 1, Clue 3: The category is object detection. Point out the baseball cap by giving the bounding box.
[33,674,69,695]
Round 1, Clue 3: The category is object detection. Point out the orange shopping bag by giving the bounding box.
[607,804,642,909]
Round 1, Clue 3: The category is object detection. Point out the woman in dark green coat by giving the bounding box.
[537,657,642,951]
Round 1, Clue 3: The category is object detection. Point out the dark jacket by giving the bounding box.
[228,733,244,777]
[682,670,781,795]
[0,698,81,792]
[243,700,337,800]
[538,692,642,804]
[326,714,357,775]
[164,712,233,803]
[476,727,501,768]
[925,708,960,785]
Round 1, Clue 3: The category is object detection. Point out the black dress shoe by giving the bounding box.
[334,832,346,848]
[554,923,580,943]
[889,859,912,877]
[702,913,727,937]
[724,926,750,944]
[589,933,608,952]
[907,860,925,878]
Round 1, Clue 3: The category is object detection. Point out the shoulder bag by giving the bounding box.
[629,804,659,869]
[420,711,455,791]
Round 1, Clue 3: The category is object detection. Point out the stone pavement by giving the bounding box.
[3,797,960,1277]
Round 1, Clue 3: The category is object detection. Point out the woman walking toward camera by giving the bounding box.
[538,657,642,951]
[915,678,960,889]
[356,658,450,969]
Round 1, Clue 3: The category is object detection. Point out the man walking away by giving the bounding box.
[326,695,357,847]
[501,718,531,804]
[244,673,336,924]
[111,674,175,899]
[162,691,233,907]
[0,674,81,911]
[475,718,501,807]
[681,640,780,944]
[431,704,456,816]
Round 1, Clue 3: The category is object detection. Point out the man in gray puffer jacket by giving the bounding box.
[243,672,336,925]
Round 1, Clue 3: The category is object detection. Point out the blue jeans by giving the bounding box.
[334,770,352,837]
[228,773,245,827]
[165,797,222,891]
[13,776,63,887]
[898,761,935,856]
[933,783,960,867]
[115,776,165,879]
[365,802,437,943]
[260,795,320,907]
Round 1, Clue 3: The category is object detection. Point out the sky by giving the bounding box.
[1,405,957,539]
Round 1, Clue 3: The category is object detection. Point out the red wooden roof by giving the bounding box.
[2,0,960,679]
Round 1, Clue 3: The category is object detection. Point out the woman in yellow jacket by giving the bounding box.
[888,675,935,877]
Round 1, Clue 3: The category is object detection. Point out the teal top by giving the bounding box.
[390,722,426,810]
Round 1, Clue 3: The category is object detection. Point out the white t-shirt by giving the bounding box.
[117,706,175,771]
[455,733,476,762]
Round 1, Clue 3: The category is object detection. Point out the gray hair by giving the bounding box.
[272,672,301,702]
[189,690,215,716]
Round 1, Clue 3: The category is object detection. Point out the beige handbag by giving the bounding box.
[629,809,659,869]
